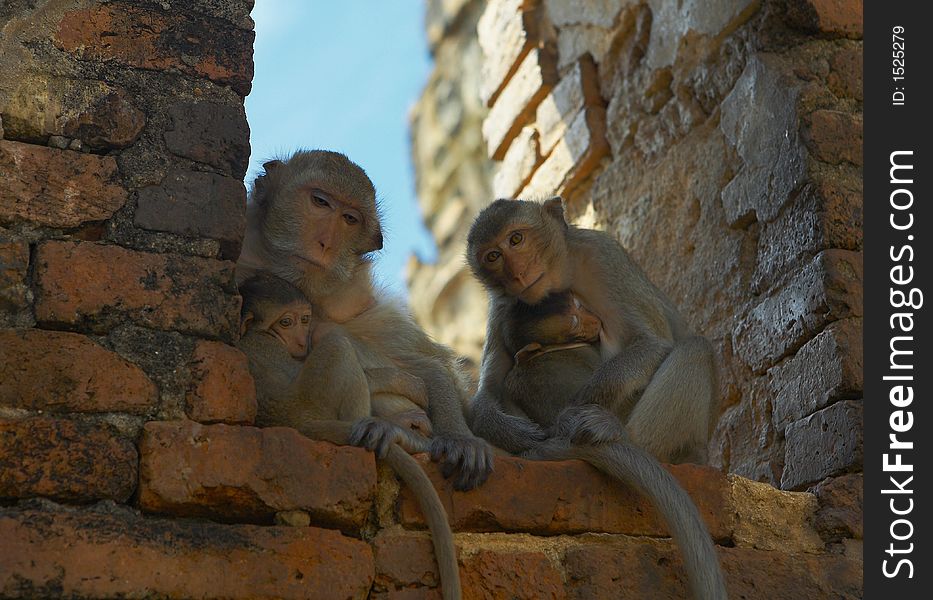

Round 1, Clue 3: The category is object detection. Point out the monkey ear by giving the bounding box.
[262,160,284,174]
[240,312,254,337]
[544,196,569,227]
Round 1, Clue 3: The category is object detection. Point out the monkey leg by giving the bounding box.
[297,331,371,421]
[366,367,429,409]
[625,336,716,464]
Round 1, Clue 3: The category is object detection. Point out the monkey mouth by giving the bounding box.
[291,253,326,270]
[520,273,545,294]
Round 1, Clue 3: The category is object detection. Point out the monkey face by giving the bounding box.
[290,186,371,272]
[267,301,314,359]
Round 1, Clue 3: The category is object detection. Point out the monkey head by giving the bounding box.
[467,197,571,305]
[248,150,383,294]
[508,291,602,352]
[239,273,314,359]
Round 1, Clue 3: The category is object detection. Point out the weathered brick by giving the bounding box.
[0,233,29,313]
[806,109,862,166]
[733,249,863,374]
[135,170,247,254]
[493,125,541,198]
[185,340,257,425]
[813,472,862,541]
[478,0,544,106]
[139,420,376,530]
[0,140,127,228]
[0,505,374,600]
[728,476,823,553]
[54,2,254,96]
[399,455,730,539]
[519,105,609,198]
[164,101,250,177]
[0,329,158,414]
[373,530,565,600]
[34,241,240,341]
[828,45,863,101]
[483,47,559,160]
[536,55,603,156]
[0,418,137,503]
[564,538,862,599]
[787,0,863,38]
[770,318,862,429]
[782,400,863,490]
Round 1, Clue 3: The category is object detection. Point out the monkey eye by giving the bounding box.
[485,250,501,263]
[508,231,523,246]
[311,194,330,208]
[279,317,294,327]
[300,315,311,324]
[343,213,359,225]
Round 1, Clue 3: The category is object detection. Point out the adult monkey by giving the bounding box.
[236,273,460,600]
[237,150,494,491]
[467,198,725,600]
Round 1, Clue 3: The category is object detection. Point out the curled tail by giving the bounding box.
[531,441,727,600]
[385,445,461,600]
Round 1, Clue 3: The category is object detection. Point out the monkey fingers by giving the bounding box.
[430,435,494,491]
[349,417,429,458]
[555,404,628,446]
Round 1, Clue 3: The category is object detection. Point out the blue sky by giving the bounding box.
[245,1,436,297]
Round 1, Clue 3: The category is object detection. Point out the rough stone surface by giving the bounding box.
[135,170,247,253]
[54,2,254,96]
[399,455,731,539]
[535,56,603,156]
[0,329,158,414]
[34,241,240,341]
[185,340,257,425]
[787,0,864,38]
[0,232,30,316]
[733,250,863,374]
[493,125,541,198]
[729,476,824,553]
[0,140,127,228]
[770,318,862,429]
[564,538,862,599]
[813,472,862,541]
[164,101,250,177]
[477,0,544,106]
[782,400,863,490]
[483,47,559,159]
[806,110,863,166]
[0,418,137,503]
[0,505,374,600]
[139,420,376,530]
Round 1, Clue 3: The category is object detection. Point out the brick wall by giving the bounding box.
[1,0,862,597]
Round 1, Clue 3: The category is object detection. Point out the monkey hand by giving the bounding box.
[349,417,430,458]
[554,404,627,446]
[429,434,495,491]
[384,409,434,438]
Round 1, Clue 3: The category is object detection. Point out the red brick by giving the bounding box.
[164,101,250,177]
[806,110,862,166]
[139,420,377,530]
[788,0,863,38]
[828,45,862,101]
[0,329,157,414]
[34,240,240,341]
[0,234,29,313]
[61,85,146,150]
[0,140,127,228]
[185,340,257,425]
[55,3,254,96]
[0,417,137,503]
[564,537,862,599]
[399,455,730,539]
[813,472,862,541]
[0,506,374,600]
[373,530,565,600]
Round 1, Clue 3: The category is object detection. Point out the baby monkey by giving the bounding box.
[239,274,432,437]
[503,291,607,428]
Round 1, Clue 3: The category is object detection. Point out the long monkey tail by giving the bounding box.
[297,421,461,600]
[530,441,727,600]
[384,444,462,600]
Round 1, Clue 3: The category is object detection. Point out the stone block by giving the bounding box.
[492,125,541,198]
[478,0,543,106]
[135,170,247,254]
[813,472,862,541]
[0,140,127,228]
[399,454,731,539]
[483,47,559,160]
[138,420,377,530]
[536,55,603,156]
[0,505,374,600]
[733,250,862,374]
[185,340,257,425]
[54,2,254,96]
[164,101,250,177]
[805,109,862,166]
[0,418,137,503]
[782,400,863,490]
[728,476,824,553]
[0,233,29,314]
[787,0,863,38]
[0,329,158,414]
[770,318,862,429]
[34,241,240,341]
